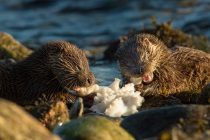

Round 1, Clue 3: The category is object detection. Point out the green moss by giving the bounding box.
[53,116,134,140]
[0,32,32,60]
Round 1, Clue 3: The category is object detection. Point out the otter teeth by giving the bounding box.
[130,77,142,85]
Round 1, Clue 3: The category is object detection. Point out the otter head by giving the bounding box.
[115,34,167,85]
[44,41,95,92]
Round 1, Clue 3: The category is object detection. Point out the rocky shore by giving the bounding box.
[0,27,210,140]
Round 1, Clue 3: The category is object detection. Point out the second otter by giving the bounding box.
[0,41,95,105]
[115,33,210,96]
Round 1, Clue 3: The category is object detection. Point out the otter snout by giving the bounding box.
[77,72,95,87]
[132,67,144,76]
[127,65,145,77]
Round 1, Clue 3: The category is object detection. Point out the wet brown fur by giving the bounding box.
[115,33,210,96]
[0,41,95,105]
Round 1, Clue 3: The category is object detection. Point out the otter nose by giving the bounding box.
[77,72,95,87]
[84,77,93,87]
[87,73,95,86]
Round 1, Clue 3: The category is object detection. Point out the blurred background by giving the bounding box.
[0,0,210,85]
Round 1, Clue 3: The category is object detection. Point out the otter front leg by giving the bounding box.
[141,87,156,96]
[121,74,144,91]
[135,84,144,92]
[141,81,163,96]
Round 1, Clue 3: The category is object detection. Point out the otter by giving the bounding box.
[0,41,95,105]
[115,33,210,96]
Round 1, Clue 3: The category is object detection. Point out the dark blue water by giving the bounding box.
[1,0,210,85]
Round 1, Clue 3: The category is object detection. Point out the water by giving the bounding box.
[0,0,210,85]
[91,61,121,86]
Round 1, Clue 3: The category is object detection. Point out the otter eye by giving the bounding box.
[76,65,81,70]
[87,78,91,84]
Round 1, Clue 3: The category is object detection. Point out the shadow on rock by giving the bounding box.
[121,105,210,140]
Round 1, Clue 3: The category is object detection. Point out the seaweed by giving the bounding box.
[104,17,210,60]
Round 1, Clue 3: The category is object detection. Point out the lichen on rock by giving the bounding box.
[0,98,60,140]
[0,32,32,60]
[26,101,70,131]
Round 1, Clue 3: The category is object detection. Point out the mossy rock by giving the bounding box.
[140,95,181,110]
[26,101,70,131]
[123,17,210,53]
[121,105,210,140]
[53,116,134,140]
[197,82,210,104]
[0,32,32,60]
[0,98,60,140]
[145,17,210,52]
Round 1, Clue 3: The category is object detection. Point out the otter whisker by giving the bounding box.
[69,79,78,88]
[65,79,76,89]
[60,76,76,85]
[47,77,58,85]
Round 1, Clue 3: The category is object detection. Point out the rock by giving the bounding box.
[26,101,70,131]
[69,97,84,119]
[197,82,210,104]
[140,95,181,110]
[0,98,60,140]
[172,91,200,104]
[83,113,123,125]
[82,92,97,108]
[0,32,32,60]
[121,105,210,140]
[53,116,134,140]
[159,127,210,140]
[0,58,16,64]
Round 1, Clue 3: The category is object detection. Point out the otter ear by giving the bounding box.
[143,38,156,52]
[143,38,150,46]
